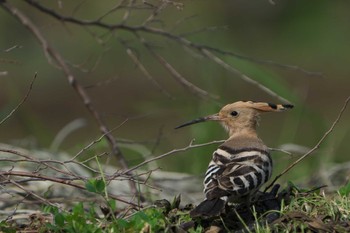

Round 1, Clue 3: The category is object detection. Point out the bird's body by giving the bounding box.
[175,101,293,217]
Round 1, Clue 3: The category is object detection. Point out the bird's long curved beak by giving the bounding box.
[175,113,220,129]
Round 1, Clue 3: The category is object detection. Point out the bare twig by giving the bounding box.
[0,148,85,179]
[1,174,58,207]
[0,170,138,206]
[143,1,168,26]
[3,44,23,52]
[121,139,226,175]
[69,119,129,161]
[268,147,294,156]
[0,73,37,126]
[265,96,350,191]
[122,0,136,23]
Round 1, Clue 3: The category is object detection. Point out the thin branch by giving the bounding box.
[96,0,125,21]
[143,1,168,26]
[0,148,85,180]
[265,95,350,191]
[0,73,37,126]
[3,176,57,207]
[268,147,294,156]
[121,139,226,175]
[3,44,23,52]
[69,119,129,161]
[0,171,138,206]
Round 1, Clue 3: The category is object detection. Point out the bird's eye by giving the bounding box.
[230,111,238,117]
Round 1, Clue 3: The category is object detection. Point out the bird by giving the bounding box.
[175,101,293,218]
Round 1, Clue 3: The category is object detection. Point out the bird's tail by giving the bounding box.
[190,198,227,218]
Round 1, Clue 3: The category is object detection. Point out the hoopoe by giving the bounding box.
[176,101,293,217]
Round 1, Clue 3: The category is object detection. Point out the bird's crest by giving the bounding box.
[222,101,293,112]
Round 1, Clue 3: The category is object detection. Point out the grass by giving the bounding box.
[1,182,349,232]
[270,190,350,232]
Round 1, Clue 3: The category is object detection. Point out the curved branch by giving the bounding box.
[0,73,37,126]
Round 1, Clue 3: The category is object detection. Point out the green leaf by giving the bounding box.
[85,179,96,193]
[108,199,116,211]
[137,211,150,222]
[95,179,106,193]
[171,194,181,209]
[116,218,129,228]
[85,179,105,194]
[54,213,65,227]
[72,202,84,215]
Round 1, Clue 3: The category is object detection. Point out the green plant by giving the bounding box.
[339,181,350,197]
[0,221,16,233]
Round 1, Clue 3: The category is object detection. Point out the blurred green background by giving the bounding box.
[0,0,349,187]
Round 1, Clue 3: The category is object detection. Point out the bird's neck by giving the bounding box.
[228,126,258,139]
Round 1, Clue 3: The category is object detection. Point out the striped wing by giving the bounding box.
[203,146,272,201]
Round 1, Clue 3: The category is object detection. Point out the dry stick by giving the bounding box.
[3,44,22,52]
[0,1,140,198]
[69,119,129,161]
[121,0,137,23]
[0,148,86,180]
[268,147,293,156]
[0,170,137,206]
[121,139,226,175]
[143,0,169,26]
[4,176,57,207]
[265,95,350,192]
[0,73,37,125]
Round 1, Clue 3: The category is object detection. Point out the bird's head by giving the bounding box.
[175,101,293,137]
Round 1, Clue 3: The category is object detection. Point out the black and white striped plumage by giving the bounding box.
[175,101,293,218]
[190,137,272,217]
[204,144,272,201]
